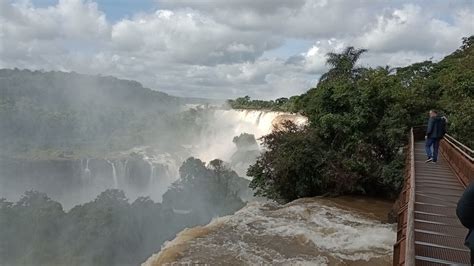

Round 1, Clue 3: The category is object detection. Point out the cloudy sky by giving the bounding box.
[1,0,473,99]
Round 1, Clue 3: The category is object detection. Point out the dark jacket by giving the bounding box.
[426,116,446,139]
[457,182,474,249]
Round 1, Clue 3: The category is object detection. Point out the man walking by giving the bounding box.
[457,182,474,265]
[425,110,446,163]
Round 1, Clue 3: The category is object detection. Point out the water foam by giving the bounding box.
[143,198,396,265]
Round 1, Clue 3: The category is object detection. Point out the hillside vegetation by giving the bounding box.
[0,157,245,266]
[242,36,473,202]
[0,70,212,157]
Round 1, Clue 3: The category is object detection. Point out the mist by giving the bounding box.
[0,69,309,265]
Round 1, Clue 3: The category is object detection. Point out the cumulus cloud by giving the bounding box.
[110,9,280,65]
[354,4,474,53]
[0,0,473,99]
[0,0,108,40]
[159,0,307,15]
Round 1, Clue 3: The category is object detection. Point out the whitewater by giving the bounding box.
[143,197,396,265]
[191,109,308,163]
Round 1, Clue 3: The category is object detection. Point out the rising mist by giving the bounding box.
[0,69,309,265]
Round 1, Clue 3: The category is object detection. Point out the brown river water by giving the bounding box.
[143,196,396,266]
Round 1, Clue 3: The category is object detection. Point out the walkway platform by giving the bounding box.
[413,141,470,265]
[393,127,473,266]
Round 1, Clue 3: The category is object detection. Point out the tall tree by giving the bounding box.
[319,46,367,82]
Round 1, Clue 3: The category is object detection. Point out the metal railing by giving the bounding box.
[393,128,417,266]
[441,134,474,186]
[444,134,474,161]
[393,127,473,265]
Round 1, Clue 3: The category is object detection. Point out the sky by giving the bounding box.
[1,0,473,99]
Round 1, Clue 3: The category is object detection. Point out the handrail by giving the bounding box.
[394,126,473,265]
[444,134,474,162]
[445,134,474,153]
[405,128,416,266]
[440,134,474,187]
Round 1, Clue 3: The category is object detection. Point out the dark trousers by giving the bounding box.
[425,138,440,162]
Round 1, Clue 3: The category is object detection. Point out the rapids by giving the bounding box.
[143,197,396,266]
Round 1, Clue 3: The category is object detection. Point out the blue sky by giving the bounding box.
[32,0,156,21]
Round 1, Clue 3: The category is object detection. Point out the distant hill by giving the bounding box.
[0,69,183,112]
[0,69,216,155]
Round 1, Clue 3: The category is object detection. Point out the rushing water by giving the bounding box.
[191,109,307,176]
[143,197,396,266]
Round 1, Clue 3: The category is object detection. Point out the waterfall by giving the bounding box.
[124,159,129,181]
[106,160,119,189]
[213,109,306,139]
[82,158,91,181]
[155,153,179,182]
[192,109,307,163]
[148,161,155,185]
[142,153,180,187]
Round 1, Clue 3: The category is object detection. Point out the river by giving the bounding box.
[143,196,396,265]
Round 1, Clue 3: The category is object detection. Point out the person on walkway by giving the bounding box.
[425,110,447,163]
[457,182,474,265]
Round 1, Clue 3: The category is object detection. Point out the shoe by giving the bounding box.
[425,158,433,163]
[430,161,437,164]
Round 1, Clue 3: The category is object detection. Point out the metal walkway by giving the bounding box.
[413,141,470,265]
[394,128,474,266]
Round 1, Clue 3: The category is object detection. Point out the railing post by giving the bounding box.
[405,128,416,266]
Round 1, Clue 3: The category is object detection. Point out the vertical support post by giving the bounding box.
[405,128,416,266]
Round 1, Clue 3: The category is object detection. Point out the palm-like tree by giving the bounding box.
[319,47,367,82]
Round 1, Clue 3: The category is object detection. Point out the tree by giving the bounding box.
[319,46,367,82]
[162,157,245,221]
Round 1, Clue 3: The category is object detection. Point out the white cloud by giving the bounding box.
[109,9,281,65]
[354,4,474,53]
[0,0,473,99]
[0,0,108,41]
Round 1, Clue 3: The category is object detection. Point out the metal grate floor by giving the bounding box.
[413,141,470,265]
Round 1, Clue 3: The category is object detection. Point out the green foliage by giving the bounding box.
[431,36,474,147]
[319,46,367,82]
[163,157,245,221]
[232,133,258,150]
[226,95,300,112]
[248,123,331,201]
[0,151,249,265]
[0,187,231,266]
[248,36,474,202]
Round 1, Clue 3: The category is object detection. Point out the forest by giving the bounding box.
[246,36,474,202]
[0,157,245,265]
